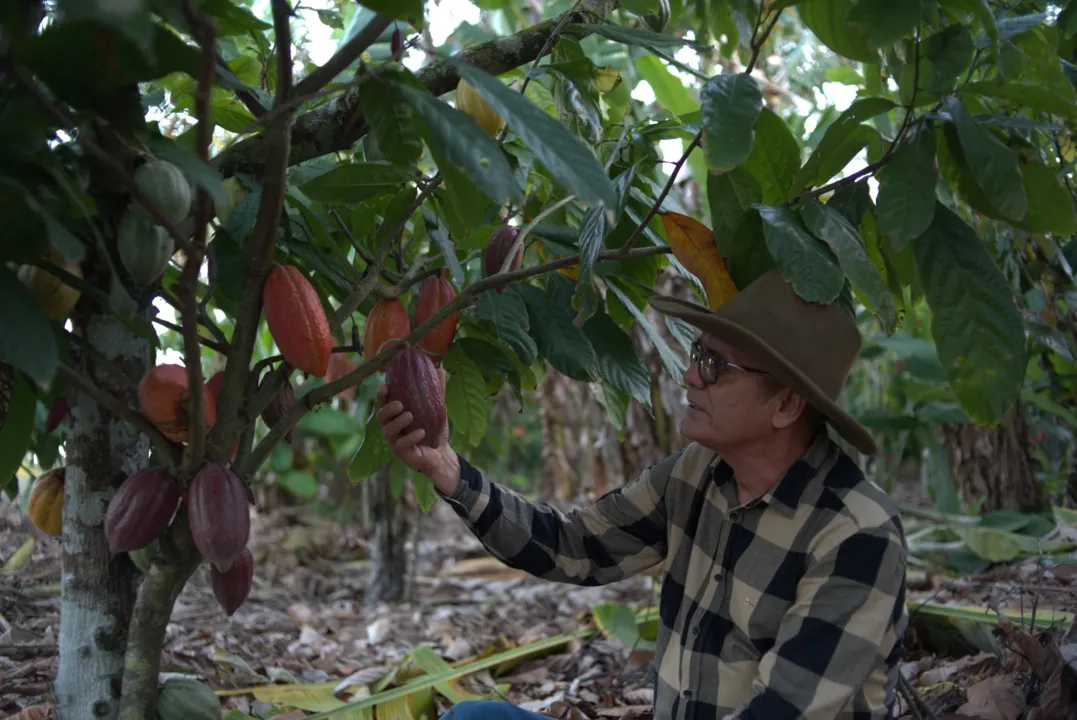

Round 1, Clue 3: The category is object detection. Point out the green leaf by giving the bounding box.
[938,0,997,46]
[1020,162,1077,237]
[923,25,975,94]
[566,21,710,51]
[582,310,651,407]
[297,162,411,205]
[297,409,359,437]
[362,71,424,168]
[942,96,1027,222]
[593,382,630,436]
[797,0,880,63]
[961,81,1077,118]
[517,279,597,382]
[472,290,538,365]
[634,55,698,118]
[452,63,617,209]
[875,125,938,245]
[756,205,844,303]
[699,73,763,172]
[348,411,393,480]
[847,0,922,48]
[974,12,1046,48]
[421,208,466,288]
[606,279,685,381]
[0,370,36,489]
[911,202,1025,425]
[355,0,424,26]
[794,97,895,190]
[443,345,489,447]
[739,107,801,204]
[0,266,58,386]
[394,82,523,207]
[800,200,896,333]
[412,474,439,512]
[277,470,317,499]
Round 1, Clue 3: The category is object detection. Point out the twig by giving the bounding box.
[898,674,938,720]
[151,317,228,355]
[329,263,385,329]
[328,208,402,285]
[294,14,394,97]
[156,287,229,349]
[375,175,443,260]
[621,132,701,251]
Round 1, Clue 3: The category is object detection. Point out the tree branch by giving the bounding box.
[240,243,672,475]
[293,13,394,97]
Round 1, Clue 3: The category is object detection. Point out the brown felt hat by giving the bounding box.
[648,269,877,456]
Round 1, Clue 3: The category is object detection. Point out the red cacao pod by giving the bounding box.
[385,346,446,449]
[263,264,332,377]
[45,396,69,434]
[390,28,404,58]
[210,546,254,616]
[413,272,458,364]
[187,463,250,571]
[260,380,295,443]
[206,370,225,402]
[104,467,181,553]
[137,364,217,442]
[364,298,410,371]
[483,225,523,292]
[327,353,359,402]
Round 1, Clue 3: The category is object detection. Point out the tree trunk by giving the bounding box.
[937,404,1045,513]
[364,463,415,604]
[56,309,152,719]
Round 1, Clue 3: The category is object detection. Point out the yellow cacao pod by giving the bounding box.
[28,467,65,536]
[18,250,83,321]
[455,78,505,138]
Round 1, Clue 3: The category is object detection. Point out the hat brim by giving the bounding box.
[649,294,878,456]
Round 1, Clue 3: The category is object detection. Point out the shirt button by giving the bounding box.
[714,573,721,582]
[729,511,741,523]
[692,626,700,636]
[684,690,693,699]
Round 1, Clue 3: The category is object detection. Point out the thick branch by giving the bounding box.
[214,0,621,178]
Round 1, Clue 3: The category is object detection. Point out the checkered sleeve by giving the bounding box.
[436,451,679,586]
[728,524,907,719]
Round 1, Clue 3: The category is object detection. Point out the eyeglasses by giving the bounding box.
[689,341,768,386]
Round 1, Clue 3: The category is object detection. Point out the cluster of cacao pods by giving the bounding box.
[364,270,459,369]
[17,249,83,322]
[263,263,333,378]
[27,467,65,536]
[117,159,190,286]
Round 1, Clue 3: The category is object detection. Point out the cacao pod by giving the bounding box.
[206,370,225,402]
[104,467,181,553]
[210,545,254,616]
[260,380,295,443]
[27,468,64,536]
[132,159,192,225]
[327,353,359,402]
[187,463,250,571]
[413,272,457,364]
[483,225,523,292]
[137,364,218,442]
[129,539,158,574]
[17,250,83,321]
[385,346,446,449]
[390,27,404,58]
[456,78,505,138]
[117,204,175,285]
[364,298,410,371]
[263,264,333,377]
[155,676,221,720]
[45,396,69,434]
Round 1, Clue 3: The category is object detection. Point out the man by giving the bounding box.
[376,269,908,719]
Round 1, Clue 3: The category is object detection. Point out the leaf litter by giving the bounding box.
[1,486,1076,719]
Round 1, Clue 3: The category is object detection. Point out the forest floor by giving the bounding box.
[1,474,1076,720]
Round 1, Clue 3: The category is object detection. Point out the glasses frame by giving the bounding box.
[689,340,769,386]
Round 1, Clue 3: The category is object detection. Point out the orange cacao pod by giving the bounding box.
[104,467,181,553]
[27,468,65,536]
[413,272,458,364]
[210,545,254,616]
[137,364,217,442]
[263,264,332,377]
[385,346,446,449]
[187,463,250,571]
[260,380,295,443]
[483,225,522,292]
[364,298,410,371]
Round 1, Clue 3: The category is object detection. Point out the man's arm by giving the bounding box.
[434,451,681,586]
[727,524,908,719]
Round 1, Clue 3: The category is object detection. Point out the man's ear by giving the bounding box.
[771,389,809,430]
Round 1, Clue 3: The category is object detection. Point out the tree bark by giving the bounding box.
[364,463,416,605]
[56,310,152,720]
[937,404,1045,513]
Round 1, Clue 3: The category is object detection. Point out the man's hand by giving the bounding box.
[375,368,461,495]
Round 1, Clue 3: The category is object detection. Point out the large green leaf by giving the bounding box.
[942,96,1027,222]
[297,162,411,205]
[1020,162,1077,237]
[394,82,523,207]
[875,125,938,245]
[355,0,424,26]
[797,0,880,63]
[922,25,975,94]
[911,203,1025,425]
[362,71,424,168]
[348,411,392,480]
[635,54,698,117]
[699,73,763,172]
[443,345,489,448]
[756,205,844,303]
[0,266,58,386]
[847,0,923,48]
[794,97,895,190]
[0,369,36,490]
[606,279,685,381]
[938,0,997,45]
[799,200,896,333]
[740,107,801,204]
[452,63,617,209]
[471,290,538,365]
[517,279,597,382]
[582,310,651,407]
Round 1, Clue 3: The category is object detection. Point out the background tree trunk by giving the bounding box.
[56,308,152,719]
[937,404,1044,512]
[364,463,416,604]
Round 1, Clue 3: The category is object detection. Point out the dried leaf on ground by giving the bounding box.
[955,675,1025,720]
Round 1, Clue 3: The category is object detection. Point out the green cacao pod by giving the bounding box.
[117,205,175,285]
[129,539,158,574]
[155,677,221,720]
[133,159,192,225]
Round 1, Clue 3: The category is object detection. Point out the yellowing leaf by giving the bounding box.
[660,212,739,309]
[535,240,579,280]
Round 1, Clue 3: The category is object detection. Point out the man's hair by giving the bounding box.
[755,374,827,432]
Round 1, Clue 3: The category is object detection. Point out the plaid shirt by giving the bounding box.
[439,430,909,719]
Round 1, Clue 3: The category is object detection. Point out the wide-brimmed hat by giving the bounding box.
[648,269,876,456]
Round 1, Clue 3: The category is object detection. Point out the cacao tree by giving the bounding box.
[1,0,1076,718]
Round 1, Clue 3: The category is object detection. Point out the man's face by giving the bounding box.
[680,333,776,451]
